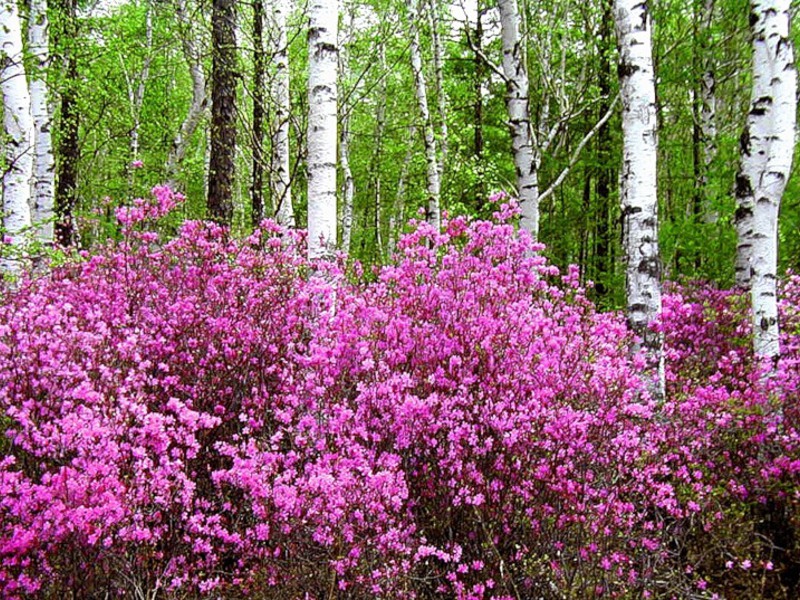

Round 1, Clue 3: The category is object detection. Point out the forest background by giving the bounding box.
[2,0,788,303]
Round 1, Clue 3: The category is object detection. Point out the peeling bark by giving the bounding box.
[735,0,796,361]
[407,0,441,232]
[28,0,55,244]
[614,0,664,400]
[306,0,338,258]
[498,0,539,239]
[0,0,33,270]
[270,0,293,226]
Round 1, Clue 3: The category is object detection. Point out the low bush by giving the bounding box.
[1,189,799,598]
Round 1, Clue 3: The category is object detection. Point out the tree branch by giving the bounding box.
[539,93,620,204]
[463,22,509,85]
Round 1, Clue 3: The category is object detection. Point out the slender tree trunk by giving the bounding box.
[735,0,796,361]
[339,111,354,252]
[498,0,539,239]
[369,43,388,258]
[614,0,664,400]
[165,0,208,188]
[339,20,354,253]
[270,0,293,226]
[692,0,717,226]
[0,0,33,268]
[28,0,55,244]
[473,4,484,161]
[594,0,614,298]
[207,0,237,225]
[306,0,338,258]
[54,0,79,248]
[407,0,441,232]
[129,3,153,170]
[252,0,265,225]
[389,124,416,253]
[426,0,448,179]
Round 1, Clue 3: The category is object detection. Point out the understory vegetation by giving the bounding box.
[2,189,800,599]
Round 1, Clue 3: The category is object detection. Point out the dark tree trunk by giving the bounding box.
[207,0,237,225]
[251,0,265,226]
[53,0,79,248]
[594,0,614,298]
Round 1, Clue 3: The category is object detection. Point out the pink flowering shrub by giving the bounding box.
[1,188,800,598]
[656,281,800,597]
[0,188,415,598]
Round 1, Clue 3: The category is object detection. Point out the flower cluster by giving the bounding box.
[1,190,800,598]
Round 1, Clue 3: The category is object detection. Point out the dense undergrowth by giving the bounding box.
[1,188,800,599]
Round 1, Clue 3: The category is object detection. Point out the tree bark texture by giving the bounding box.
[407,0,441,232]
[271,0,294,226]
[614,0,664,399]
[306,0,338,258]
[0,0,33,267]
[165,0,209,188]
[252,0,266,225]
[28,0,55,244]
[498,0,539,239]
[735,0,797,361]
[339,17,354,253]
[207,0,237,225]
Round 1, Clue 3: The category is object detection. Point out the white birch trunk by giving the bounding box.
[1,0,33,270]
[306,0,338,258]
[270,0,293,226]
[614,0,664,399]
[132,5,153,162]
[339,112,354,252]
[166,0,209,187]
[735,0,796,361]
[407,0,441,232]
[426,0,448,178]
[498,0,539,239]
[339,17,354,253]
[28,0,55,244]
[371,43,388,257]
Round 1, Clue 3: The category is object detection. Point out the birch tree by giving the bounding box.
[497,0,539,238]
[368,43,388,257]
[735,0,796,361]
[306,0,338,258]
[614,0,664,399]
[270,0,294,226]
[389,124,417,254]
[0,0,33,267]
[28,0,55,243]
[339,11,354,252]
[426,0,448,178]
[407,0,441,232]
[165,0,208,188]
[691,0,718,225]
[124,3,153,171]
